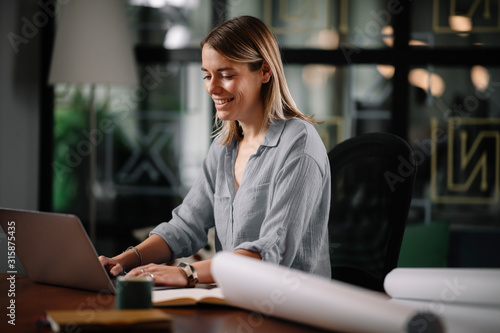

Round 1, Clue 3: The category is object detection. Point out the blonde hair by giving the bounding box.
[201,15,316,145]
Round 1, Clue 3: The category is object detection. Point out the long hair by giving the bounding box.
[200,15,316,145]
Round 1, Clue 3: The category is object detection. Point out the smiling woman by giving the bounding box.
[99,15,331,288]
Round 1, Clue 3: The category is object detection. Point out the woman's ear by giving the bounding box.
[261,61,272,83]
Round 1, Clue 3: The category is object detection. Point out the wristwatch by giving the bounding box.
[178,262,199,287]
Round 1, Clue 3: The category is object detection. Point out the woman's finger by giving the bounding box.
[126,264,156,277]
[110,263,124,276]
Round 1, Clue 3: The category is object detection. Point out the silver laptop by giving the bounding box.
[0,208,115,294]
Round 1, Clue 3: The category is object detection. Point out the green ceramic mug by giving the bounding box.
[115,275,154,309]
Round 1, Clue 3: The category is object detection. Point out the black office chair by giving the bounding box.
[328,132,416,291]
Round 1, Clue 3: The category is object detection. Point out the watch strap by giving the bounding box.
[178,262,199,287]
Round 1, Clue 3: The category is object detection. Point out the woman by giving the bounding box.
[99,15,331,286]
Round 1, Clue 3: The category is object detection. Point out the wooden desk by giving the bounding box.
[0,274,330,332]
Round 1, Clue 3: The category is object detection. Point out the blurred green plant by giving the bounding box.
[52,86,106,213]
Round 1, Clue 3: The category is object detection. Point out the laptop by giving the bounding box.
[0,208,116,294]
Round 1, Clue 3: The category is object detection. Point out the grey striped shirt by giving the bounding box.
[151,118,331,278]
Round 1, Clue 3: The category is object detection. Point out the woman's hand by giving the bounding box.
[126,264,188,287]
[99,255,125,277]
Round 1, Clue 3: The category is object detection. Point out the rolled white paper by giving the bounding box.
[211,252,443,333]
[384,268,500,307]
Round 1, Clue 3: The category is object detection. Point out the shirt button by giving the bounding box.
[277,228,284,236]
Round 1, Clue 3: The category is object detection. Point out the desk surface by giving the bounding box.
[0,274,330,332]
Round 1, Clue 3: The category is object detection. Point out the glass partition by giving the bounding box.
[411,0,500,47]
[408,66,500,226]
[53,65,211,252]
[227,0,392,49]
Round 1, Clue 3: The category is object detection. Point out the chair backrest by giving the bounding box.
[328,132,416,291]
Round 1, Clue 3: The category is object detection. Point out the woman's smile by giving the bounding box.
[213,97,235,109]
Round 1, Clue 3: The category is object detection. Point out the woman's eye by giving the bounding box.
[202,74,234,80]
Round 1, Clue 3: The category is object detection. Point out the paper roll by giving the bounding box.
[211,252,443,333]
[384,268,500,307]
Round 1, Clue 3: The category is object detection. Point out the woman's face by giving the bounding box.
[201,45,270,125]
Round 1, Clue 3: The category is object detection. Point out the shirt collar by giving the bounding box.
[260,119,286,147]
[226,119,286,153]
